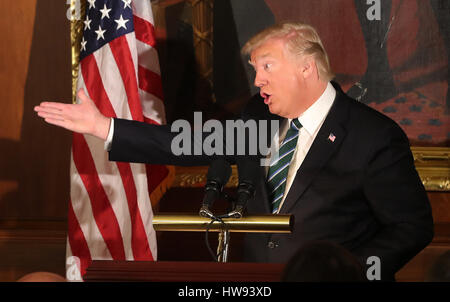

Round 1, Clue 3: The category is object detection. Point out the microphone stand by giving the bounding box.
[203,209,233,262]
[198,158,256,262]
[217,228,230,262]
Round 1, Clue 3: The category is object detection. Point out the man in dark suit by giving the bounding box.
[35,22,433,281]
[239,23,433,281]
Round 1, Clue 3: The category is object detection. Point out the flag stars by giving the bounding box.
[81,37,87,51]
[95,25,106,40]
[100,4,112,20]
[122,0,132,9]
[84,15,92,30]
[87,0,96,9]
[115,15,129,30]
[81,0,135,56]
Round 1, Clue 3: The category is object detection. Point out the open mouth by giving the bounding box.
[260,91,272,105]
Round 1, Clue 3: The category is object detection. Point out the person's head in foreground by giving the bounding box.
[17,271,66,282]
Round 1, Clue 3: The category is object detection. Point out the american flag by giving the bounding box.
[328,133,336,143]
[67,0,171,279]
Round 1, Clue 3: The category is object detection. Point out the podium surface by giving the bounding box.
[84,260,285,282]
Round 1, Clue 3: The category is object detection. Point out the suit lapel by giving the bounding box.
[279,91,349,214]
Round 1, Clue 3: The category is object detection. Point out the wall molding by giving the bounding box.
[172,147,450,192]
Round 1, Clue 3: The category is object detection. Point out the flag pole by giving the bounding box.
[70,0,86,104]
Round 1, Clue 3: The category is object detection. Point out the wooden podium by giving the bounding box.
[84,214,293,282]
[84,261,285,282]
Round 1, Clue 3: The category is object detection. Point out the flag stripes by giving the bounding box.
[72,133,126,260]
[67,200,92,277]
[67,1,168,279]
[109,36,144,121]
[138,65,164,100]
[134,15,157,47]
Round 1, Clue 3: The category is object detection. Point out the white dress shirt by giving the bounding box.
[104,118,115,151]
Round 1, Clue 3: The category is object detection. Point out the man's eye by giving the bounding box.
[264,63,272,70]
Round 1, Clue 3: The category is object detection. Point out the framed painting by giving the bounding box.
[70,0,449,191]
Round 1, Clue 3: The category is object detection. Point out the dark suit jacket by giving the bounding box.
[109,82,434,281]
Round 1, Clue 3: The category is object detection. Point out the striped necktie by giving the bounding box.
[267,119,302,214]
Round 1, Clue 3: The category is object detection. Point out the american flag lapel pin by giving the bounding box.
[328,133,336,143]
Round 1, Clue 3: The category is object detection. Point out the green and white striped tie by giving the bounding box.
[267,119,302,214]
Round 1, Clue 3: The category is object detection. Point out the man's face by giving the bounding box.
[250,38,304,118]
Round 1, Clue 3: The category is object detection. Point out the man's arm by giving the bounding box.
[35,88,243,166]
[108,118,215,166]
[354,122,434,280]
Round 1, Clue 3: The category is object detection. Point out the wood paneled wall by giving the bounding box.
[0,1,72,219]
[0,0,71,281]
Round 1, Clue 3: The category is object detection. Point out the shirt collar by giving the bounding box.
[292,82,336,136]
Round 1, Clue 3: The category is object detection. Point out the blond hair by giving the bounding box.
[242,22,334,82]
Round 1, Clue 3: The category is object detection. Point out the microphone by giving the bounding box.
[227,158,258,218]
[199,158,232,219]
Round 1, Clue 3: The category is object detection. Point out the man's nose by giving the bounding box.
[254,72,266,87]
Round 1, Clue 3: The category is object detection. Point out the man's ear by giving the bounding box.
[300,56,317,79]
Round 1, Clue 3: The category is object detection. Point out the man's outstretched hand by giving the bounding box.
[34,89,111,140]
